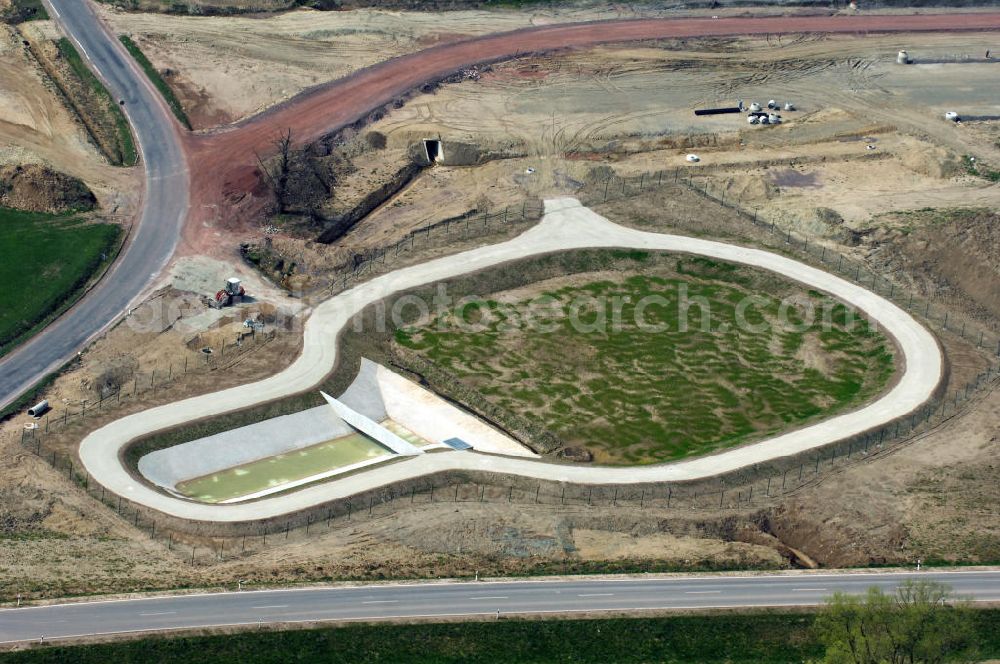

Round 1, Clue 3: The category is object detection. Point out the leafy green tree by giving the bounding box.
[813,581,978,664]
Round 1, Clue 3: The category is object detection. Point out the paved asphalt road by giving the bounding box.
[0,0,188,411]
[1,571,998,644]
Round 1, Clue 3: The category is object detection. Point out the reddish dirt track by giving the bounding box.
[181,12,1000,253]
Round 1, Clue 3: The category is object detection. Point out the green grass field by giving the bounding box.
[55,39,137,167]
[2,611,999,664]
[0,208,121,357]
[397,254,894,464]
[118,36,192,130]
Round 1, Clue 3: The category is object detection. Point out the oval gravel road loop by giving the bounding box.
[79,199,942,522]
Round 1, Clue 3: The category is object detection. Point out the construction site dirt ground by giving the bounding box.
[1,8,1000,602]
[2,181,998,602]
[99,18,1000,264]
[97,2,880,130]
[1,383,998,599]
[0,23,137,214]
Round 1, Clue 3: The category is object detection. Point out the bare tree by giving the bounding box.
[256,128,293,211]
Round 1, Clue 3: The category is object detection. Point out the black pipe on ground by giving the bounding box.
[694,107,741,116]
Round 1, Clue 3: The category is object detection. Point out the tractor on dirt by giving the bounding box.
[214,277,246,307]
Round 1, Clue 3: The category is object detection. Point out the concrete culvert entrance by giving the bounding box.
[423,139,443,164]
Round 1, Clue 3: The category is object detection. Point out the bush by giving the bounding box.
[365,131,388,150]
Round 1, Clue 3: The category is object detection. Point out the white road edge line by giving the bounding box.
[6,601,1000,646]
[469,596,509,600]
[578,593,615,597]
[4,570,999,613]
[0,604,834,645]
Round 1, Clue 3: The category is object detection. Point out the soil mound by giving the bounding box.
[0,164,97,213]
[899,144,963,179]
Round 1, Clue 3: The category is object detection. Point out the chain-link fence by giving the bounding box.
[12,173,1000,565]
[307,199,545,300]
[17,328,278,439]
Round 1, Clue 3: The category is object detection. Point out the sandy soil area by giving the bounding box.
[101,3,673,129]
[138,24,998,264]
[0,24,138,213]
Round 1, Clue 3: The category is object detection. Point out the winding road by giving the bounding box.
[2,570,999,644]
[79,199,943,522]
[0,0,189,412]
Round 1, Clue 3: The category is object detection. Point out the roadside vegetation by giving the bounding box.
[0,208,121,358]
[32,38,138,167]
[118,35,192,129]
[55,39,138,166]
[1,584,994,664]
[815,581,980,663]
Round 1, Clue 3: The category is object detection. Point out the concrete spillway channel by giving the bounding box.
[79,199,943,523]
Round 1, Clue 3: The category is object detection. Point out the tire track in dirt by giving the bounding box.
[180,12,1000,254]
